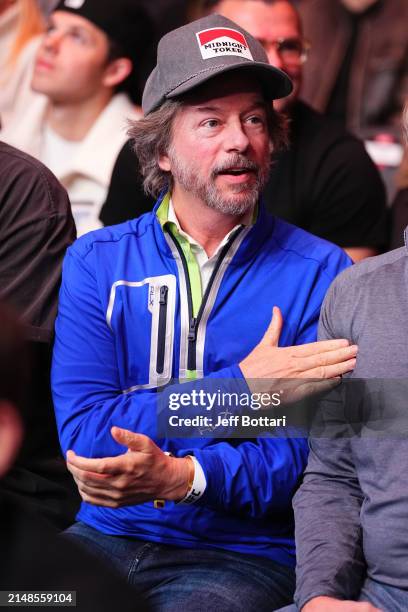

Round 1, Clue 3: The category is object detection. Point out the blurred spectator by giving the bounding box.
[100,140,154,227]
[0,140,78,528]
[1,0,153,237]
[93,0,190,228]
[0,302,149,611]
[136,1,190,107]
[298,0,408,139]
[37,0,57,13]
[203,0,389,261]
[390,106,408,249]
[86,0,192,228]
[0,0,45,129]
[142,0,188,38]
[299,0,407,200]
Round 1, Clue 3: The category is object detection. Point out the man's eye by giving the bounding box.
[279,39,303,54]
[70,29,88,43]
[202,119,220,128]
[246,115,264,126]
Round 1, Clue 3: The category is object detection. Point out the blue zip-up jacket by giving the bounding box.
[52,200,351,567]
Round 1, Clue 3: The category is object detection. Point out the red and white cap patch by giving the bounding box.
[196,28,254,61]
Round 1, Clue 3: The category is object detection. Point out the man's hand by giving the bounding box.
[240,306,358,382]
[66,427,193,508]
[302,596,382,611]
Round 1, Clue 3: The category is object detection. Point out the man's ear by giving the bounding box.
[158,153,171,172]
[102,57,133,89]
[0,401,23,479]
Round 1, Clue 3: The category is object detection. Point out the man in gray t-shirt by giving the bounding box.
[282,238,408,612]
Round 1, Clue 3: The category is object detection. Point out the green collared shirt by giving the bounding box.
[157,192,257,378]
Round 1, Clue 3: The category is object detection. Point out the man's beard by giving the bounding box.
[168,150,271,216]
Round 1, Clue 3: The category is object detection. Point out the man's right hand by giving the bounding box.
[239,306,358,381]
[302,596,382,611]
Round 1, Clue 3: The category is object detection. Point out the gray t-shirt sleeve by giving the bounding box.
[293,277,366,609]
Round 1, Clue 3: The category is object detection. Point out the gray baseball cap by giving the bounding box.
[142,14,293,115]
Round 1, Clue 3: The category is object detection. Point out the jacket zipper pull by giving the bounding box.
[159,285,168,305]
[188,317,197,342]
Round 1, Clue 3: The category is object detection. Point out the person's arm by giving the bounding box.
[293,278,367,610]
[52,246,255,459]
[294,437,366,609]
[0,147,76,342]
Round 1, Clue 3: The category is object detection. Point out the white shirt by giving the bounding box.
[2,93,141,237]
[42,125,82,177]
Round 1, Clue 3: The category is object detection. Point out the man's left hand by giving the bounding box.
[66,427,192,508]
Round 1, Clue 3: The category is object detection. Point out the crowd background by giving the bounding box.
[1,0,406,240]
[0,0,407,604]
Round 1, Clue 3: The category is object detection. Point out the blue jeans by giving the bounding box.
[64,522,295,612]
[278,577,408,612]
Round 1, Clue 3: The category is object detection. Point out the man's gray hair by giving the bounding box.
[129,98,288,198]
[129,100,181,198]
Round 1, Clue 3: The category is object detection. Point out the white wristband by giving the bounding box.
[177,455,207,505]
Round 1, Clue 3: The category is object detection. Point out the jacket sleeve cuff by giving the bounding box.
[175,363,251,509]
[187,447,225,509]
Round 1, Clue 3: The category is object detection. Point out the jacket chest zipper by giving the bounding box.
[167,227,243,373]
[156,285,168,374]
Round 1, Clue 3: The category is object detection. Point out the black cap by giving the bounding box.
[54,0,153,66]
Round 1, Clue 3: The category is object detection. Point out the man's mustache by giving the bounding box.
[212,155,259,178]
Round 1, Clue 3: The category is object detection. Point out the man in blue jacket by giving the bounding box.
[52,14,357,612]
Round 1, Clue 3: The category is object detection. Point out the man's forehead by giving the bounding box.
[51,9,104,35]
[214,0,301,38]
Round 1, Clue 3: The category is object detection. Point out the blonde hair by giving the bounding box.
[7,0,45,67]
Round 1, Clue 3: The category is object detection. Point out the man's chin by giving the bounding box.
[30,78,44,94]
[31,78,54,98]
[205,188,259,216]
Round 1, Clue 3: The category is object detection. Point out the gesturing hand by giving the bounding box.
[239,306,357,403]
[66,427,192,508]
[240,306,357,381]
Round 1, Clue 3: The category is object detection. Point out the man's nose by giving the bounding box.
[43,30,63,53]
[266,47,285,71]
[224,120,250,152]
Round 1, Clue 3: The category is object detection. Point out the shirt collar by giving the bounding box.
[156,191,257,254]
